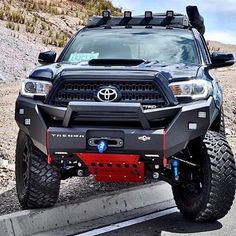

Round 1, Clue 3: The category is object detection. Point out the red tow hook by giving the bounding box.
[46,129,53,165]
[47,154,53,165]
[162,129,167,168]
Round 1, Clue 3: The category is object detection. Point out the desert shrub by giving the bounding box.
[8,10,26,24]
[6,21,15,30]
[0,10,4,20]
[25,19,35,33]
[43,31,68,47]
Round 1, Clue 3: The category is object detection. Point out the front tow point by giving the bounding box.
[97,140,108,153]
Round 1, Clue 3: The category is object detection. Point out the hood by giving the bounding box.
[29,62,201,82]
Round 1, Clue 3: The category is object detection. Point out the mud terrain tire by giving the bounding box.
[15,130,61,209]
[172,131,236,222]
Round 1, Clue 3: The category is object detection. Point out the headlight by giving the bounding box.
[169,79,212,100]
[21,79,52,98]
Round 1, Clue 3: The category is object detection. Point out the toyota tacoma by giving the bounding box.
[15,6,236,222]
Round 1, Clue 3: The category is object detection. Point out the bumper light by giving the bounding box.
[19,108,24,115]
[169,79,212,100]
[198,111,207,118]
[21,79,52,98]
[189,123,197,130]
[24,119,31,126]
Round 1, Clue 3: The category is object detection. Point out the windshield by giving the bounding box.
[61,28,200,65]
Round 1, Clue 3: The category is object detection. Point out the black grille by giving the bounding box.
[50,80,168,109]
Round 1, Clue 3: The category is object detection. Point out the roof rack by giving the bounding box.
[87,11,189,29]
[86,6,205,35]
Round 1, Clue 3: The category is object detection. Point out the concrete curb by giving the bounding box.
[0,182,173,236]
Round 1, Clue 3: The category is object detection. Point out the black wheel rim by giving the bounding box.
[179,157,205,204]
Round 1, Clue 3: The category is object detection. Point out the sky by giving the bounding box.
[111,0,236,45]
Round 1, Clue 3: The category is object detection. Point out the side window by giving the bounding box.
[200,35,212,64]
[192,29,211,65]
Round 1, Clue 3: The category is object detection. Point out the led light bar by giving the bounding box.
[124,11,132,18]
[102,10,111,18]
[166,10,174,18]
[145,11,153,18]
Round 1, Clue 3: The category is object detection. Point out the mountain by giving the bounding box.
[208,41,236,58]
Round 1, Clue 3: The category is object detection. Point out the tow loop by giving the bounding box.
[97,140,108,153]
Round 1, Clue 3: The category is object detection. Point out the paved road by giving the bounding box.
[37,182,235,236]
[77,200,236,236]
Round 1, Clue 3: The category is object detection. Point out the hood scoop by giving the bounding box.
[89,59,145,67]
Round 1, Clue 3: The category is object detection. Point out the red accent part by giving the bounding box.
[46,130,53,165]
[48,154,53,165]
[162,129,167,168]
[46,129,49,154]
[76,153,144,183]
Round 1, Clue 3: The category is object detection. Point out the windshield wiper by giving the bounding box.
[142,59,161,66]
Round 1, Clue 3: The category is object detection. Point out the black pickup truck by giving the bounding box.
[15,6,236,222]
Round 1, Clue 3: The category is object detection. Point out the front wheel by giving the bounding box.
[15,130,61,209]
[172,131,236,222]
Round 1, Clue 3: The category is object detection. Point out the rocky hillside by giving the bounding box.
[208,41,236,55]
[0,0,121,47]
[0,0,121,81]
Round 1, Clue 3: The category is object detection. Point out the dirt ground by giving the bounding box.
[0,68,236,215]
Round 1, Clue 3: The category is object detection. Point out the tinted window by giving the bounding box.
[61,28,200,65]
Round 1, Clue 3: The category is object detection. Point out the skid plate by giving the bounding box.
[76,153,144,183]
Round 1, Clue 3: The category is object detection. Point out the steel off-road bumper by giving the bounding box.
[15,96,218,160]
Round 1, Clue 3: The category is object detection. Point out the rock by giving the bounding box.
[7,180,16,189]
[0,73,4,81]
[0,159,9,168]
[7,164,15,172]
[226,128,233,136]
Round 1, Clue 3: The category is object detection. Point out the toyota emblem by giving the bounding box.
[96,86,120,102]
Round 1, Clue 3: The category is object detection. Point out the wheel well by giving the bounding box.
[209,110,221,133]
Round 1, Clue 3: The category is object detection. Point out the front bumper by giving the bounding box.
[15,96,218,158]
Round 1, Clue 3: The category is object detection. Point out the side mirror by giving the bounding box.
[38,51,57,65]
[210,52,235,68]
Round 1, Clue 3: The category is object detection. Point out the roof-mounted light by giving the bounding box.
[102,10,111,18]
[166,10,174,18]
[124,11,132,18]
[145,11,153,19]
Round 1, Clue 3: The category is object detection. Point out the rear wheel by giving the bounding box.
[172,131,236,222]
[15,130,61,209]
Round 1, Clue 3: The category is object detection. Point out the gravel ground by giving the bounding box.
[0,24,236,216]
